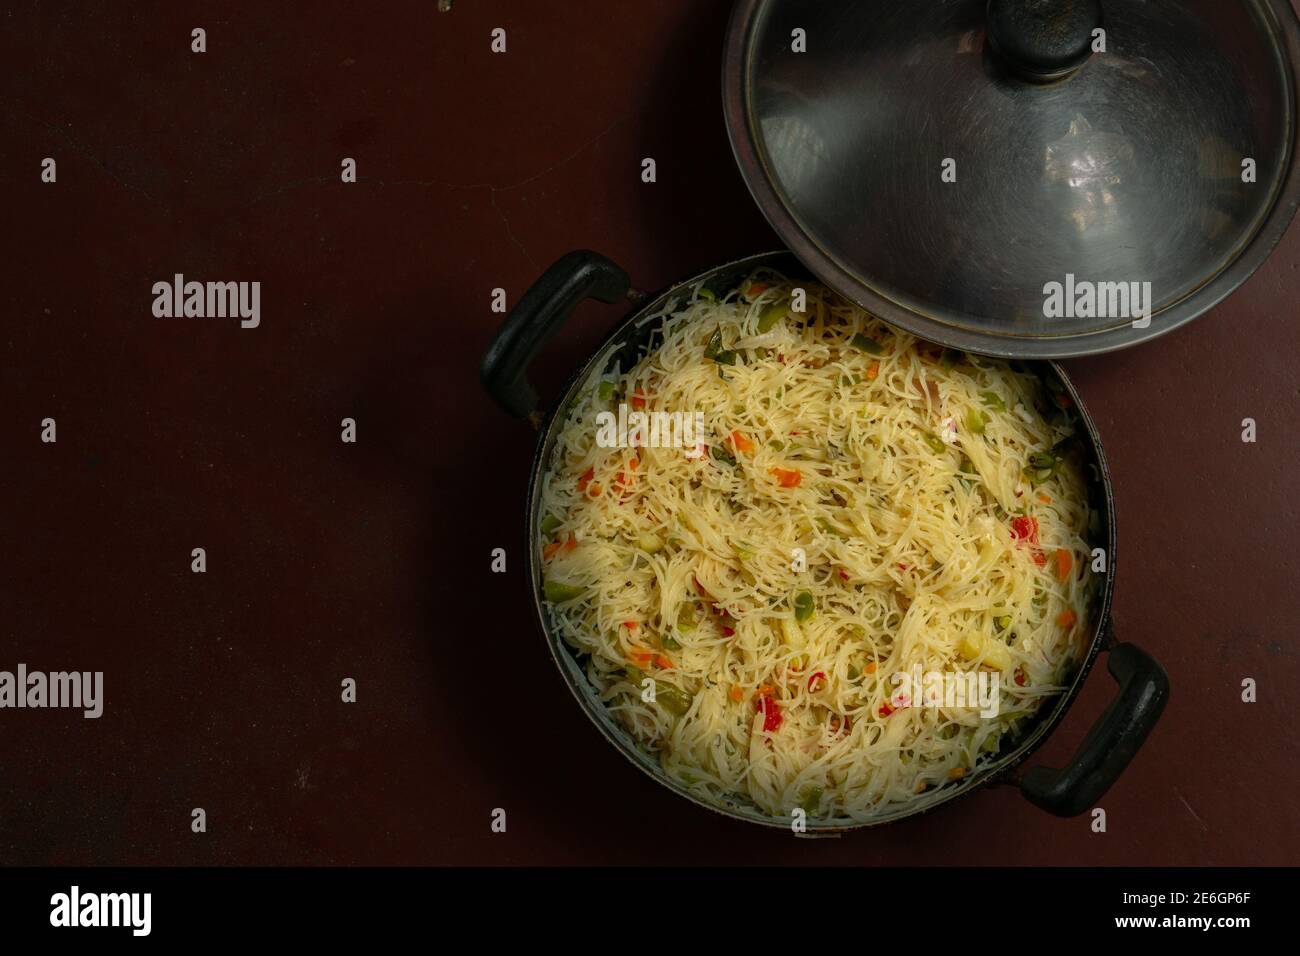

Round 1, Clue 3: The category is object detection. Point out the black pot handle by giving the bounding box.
[1020,642,1168,816]
[481,250,631,420]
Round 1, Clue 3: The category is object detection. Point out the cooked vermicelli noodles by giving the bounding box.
[538,275,1098,821]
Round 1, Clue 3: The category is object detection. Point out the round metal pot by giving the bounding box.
[482,249,1169,830]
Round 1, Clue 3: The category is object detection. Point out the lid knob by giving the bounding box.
[986,0,1102,83]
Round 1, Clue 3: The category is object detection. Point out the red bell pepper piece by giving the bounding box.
[1010,515,1039,544]
[755,692,783,732]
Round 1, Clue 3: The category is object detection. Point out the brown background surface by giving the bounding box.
[1,0,1297,866]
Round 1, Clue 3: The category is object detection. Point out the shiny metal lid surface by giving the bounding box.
[724,0,1300,356]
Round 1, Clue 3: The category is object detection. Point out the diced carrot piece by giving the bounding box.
[542,541,563,560]
[745,282,770,299]
[1054,548,1073,582]
[729,685,744,703]
[1057,609,1078,629]
[866,361,880,381]
[577,467,594,492]
[728,430,755,454]
[655,654,673,669]
[615,456,638,489]
[630,391,647,410]
[770,468,802,488]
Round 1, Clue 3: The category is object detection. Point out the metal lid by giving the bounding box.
[724,0,1300,357]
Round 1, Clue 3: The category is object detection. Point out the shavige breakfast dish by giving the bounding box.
[535,276,1100,822]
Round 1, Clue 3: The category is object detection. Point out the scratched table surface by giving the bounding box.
[1,1,1297,866]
